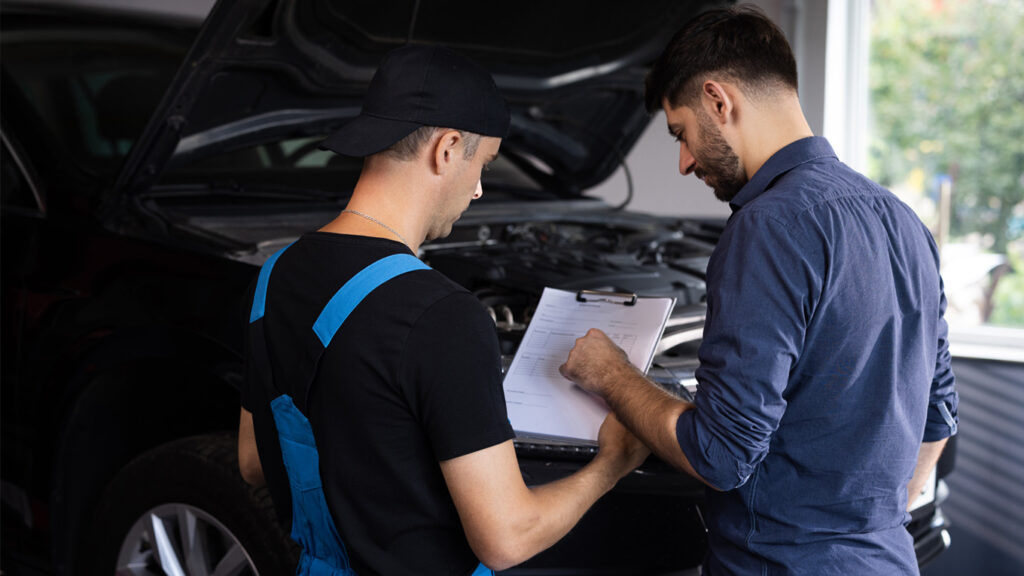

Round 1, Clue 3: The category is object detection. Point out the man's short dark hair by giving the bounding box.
[382,126,482,161]
[644,5,798,112]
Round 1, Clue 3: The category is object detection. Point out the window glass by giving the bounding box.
[868,0,1024,328]
[2,39,185,178]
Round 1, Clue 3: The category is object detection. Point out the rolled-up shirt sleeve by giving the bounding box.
[924,277,958,441]
[677,210,820,491]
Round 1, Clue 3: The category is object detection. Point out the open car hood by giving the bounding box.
[114,0,727,199]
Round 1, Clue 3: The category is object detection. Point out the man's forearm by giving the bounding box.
[601,365,715,489]
[441,430,644,571]
[559,329,717,489]
[504,453,631,564]
[907,438,948,510]
[238,407,265,487]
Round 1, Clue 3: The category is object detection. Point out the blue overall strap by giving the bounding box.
[312,254,429,347]
[472,562,495,576]
[250,243,293,322]
[272,394,356,576]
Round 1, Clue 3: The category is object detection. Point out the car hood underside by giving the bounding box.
[114,0,728,200]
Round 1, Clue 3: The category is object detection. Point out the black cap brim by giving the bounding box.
[318,114,423,158]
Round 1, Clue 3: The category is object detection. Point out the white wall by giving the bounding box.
[587,0,830,218]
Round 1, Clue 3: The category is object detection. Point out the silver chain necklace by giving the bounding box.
[341,209,410,247]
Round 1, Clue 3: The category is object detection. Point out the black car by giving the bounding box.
[1,1,953,574]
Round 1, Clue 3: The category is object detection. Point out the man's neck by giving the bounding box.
[738,95,814,180]
[320,167,433,253]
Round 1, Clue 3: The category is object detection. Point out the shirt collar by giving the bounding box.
[728,136,838,213]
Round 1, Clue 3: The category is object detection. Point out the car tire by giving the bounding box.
[89,433,298,576]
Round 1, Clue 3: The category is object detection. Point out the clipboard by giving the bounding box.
[502,287,675,444]
[576,289,637,306]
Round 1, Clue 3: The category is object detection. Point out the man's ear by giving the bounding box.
[701,80,735,125]
[432,130,462,175]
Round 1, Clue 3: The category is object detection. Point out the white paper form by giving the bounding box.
[503,287,675,443]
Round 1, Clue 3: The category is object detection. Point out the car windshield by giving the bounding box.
[2,31,188,180]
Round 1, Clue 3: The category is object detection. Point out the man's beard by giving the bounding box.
[694,110,748,202]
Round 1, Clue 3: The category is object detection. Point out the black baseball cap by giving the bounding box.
[319,45,510,157]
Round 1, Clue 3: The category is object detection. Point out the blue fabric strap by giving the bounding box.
[312,253,429,347]
[271,394,355,576]
[472,562,495,575]
[250,243,294,323]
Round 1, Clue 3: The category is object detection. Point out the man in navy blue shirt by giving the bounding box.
[559,6,958,575]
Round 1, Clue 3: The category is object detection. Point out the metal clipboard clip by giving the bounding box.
[575,289,638,306]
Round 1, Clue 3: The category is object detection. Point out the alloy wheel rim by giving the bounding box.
[116,503,259,576]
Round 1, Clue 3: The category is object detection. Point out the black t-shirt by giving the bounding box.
[242,232,514,576]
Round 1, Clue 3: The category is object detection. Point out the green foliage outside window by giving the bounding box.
[869,0,1024,326]
[990,245,1024,326]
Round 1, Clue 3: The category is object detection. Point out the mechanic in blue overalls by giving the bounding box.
[237,45,649,576]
